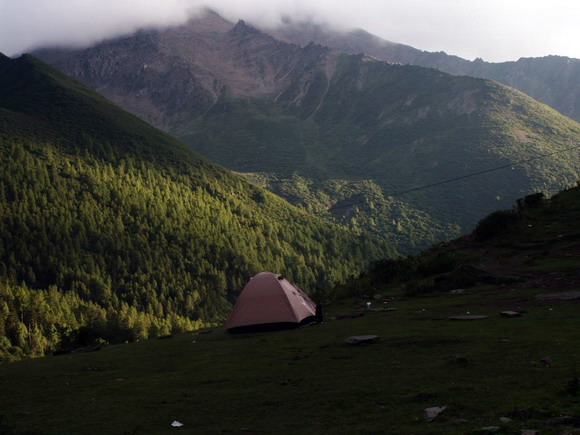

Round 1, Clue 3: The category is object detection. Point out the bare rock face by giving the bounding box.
[270,19,580,122]
[34,12,331,132]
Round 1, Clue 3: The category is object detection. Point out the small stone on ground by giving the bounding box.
[452,418,470,424]
[535,291,580,301]
[344,335,380,345]
[449,315,489,320]
[501,311,522,318]
[335,312,365,320]
[446,355,468,366]
[424,406,447,422]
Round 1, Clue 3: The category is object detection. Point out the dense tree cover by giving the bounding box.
[0,279,199,362]
[0,55,392,360]
[243,173,460,252]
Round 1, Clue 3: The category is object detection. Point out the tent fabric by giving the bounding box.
[226,272,316,332]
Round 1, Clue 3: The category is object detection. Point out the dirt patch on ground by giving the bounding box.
[447,89,480,115]
[511,128,533,143]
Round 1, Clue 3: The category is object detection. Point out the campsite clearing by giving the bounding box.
[0,284,579,434]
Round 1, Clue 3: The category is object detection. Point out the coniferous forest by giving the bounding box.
[0,54,392,360]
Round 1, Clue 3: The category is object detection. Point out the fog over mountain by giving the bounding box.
[1,0,579,62]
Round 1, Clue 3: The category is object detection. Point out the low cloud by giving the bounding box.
[0,0,578,62]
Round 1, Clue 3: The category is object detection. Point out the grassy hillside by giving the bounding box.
[0,187,578,433]
[338,186,580,300]
[0,54,392,360]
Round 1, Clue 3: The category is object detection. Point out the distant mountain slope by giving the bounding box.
[270,20,580,122]
[0,53,391,359]
[34,12,580,253]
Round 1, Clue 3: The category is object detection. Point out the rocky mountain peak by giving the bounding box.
[0,52,10,69]
[230,19,261,36]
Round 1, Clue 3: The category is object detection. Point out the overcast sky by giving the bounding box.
[1,0,578,62]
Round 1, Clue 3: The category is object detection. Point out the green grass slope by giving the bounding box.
[0,187,578,433]
[0,54,393,360]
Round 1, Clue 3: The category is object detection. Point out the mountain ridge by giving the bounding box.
[269,19,580,121]
[32,13,580,252]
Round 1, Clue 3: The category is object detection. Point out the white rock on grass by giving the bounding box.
[344,335,380,345]
[424,406,447,422]
[500,311,522,318]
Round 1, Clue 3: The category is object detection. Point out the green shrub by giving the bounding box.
[474,210,520,241]
[417,252,460,277]
[404,278,436,296]
[370,256,418,284]
[524,192,545,207]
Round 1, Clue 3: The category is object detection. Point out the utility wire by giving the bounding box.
[327,143,580,213]
[196,142,580,236]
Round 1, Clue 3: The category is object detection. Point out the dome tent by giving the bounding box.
[226,272,317,333]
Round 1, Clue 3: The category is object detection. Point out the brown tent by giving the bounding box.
[226,272,317,333]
